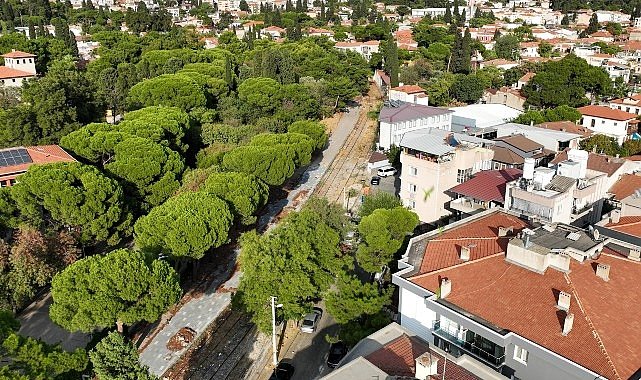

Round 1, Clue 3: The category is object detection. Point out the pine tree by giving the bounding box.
[493,28,501,40]
[459,9,466,26]
[451,29,462,72]
[460,27,472,74]
[453,0,460,24]
[295,0,303,12]
[28,19,35,39]
[273,8,282,26]
[286,0,293,12]
[320,0,325,21]
[37,19,46,37]
[474,7,482,18]
[444,0,452,24]
[561,14,569,25]
[385,34,399,87]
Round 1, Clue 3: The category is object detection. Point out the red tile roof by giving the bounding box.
[409,251,641,379]
[390,84,425,94]
[608,174,641,200]
[518,72,535,83]
[448,169,522,203]
[0,66,35,80]
[604,216,641,238]
[0,145,77,180]
[551,149,626,177]
[1,50,35,58]
[535,121,592,137]
[578,105,638,121]
[364,334,480,380]
[415,211,531,275]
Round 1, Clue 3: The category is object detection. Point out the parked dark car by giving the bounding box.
[327,341,348,368]
[370,176,381,185]
[269,362,295,380]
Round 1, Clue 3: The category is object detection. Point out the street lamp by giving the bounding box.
[271,296,284,366]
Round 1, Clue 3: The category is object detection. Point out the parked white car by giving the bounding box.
[300,307,323,333]
[377,166,397,177]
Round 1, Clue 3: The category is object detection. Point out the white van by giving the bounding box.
[377,166,397,177]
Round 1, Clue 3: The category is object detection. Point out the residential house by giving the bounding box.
[609,94,641,115]
[479,59,519,70]
[378,101,453,150]
[388,85,429,106]
[203,37,218,49]
[492,134,555,169]
[534,121,592,141]
[0,145,77,187]
[373,69,390,96]
[393,207,641,380]
[261,26,286,39]
[577,105,638,145]
[481,87,526,111]
[306,27,334,39]
[519,42,540,58]
[494,123,583,152]
[607,173,641,217]
[399,129,494,223]
[448,168,522,218]
[334,41,380,60]
[0,50,37,87]
[515,72,534,90]
[589,30,614,43]
[321,323,487,380]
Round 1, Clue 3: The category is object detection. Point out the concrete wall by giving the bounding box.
[609,101,641,115]
[579,115,630,145]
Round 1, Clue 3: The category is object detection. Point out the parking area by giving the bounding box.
[368,171,399,197]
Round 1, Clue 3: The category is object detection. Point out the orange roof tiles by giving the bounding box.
[535,121,592,137]
[608,174,641,201]
[518,72,535,83]
[408,252,639,379]
[415,211,531,275]
[0,66,34,80]
[551,149,626,177]
[605,216,641,238]
[0,145,77,180]
[1,50,35,58]
[390,84,425,94]
[578,105,637,121]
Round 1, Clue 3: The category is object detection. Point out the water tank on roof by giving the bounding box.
[523,157,535,180]
[567,149,589,179]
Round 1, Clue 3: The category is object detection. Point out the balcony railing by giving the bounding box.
[450,198,487,214]
[432,321,505,368]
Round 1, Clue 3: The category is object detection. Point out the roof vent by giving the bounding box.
[566,232,580,241]
[557,291,571,311]
[498,226,514,237]
[596,263,610,281]
[610,210,621,224]
[629,248,641,262]
[415,352,439,379]
[439,278,451,299]
[460,245,470,261]
[562,313,574,336]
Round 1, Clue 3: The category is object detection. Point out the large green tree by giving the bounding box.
[127,73,207,110]
[359,192,402,218]
[325,273,392,324]
[11,163,132,246]
[357,207,419,273]
[288,120,328,150]
[222,145,295,186]
[90,331,156,380]
[134,192,233,260]
[237,77,281,119]
[249,132,314,167]
[200,172,269,225]
[50,249,181,332]
[494,34,520,60]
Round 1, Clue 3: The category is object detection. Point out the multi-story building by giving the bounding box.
[393,207,641,380]
[578,105,638,145]
[399,129,494,223]
[609,94,641,115]
[0,50,37,87]
[334,40,380,60]
[378,101,453,150]
[388,85,429,106]
[494,123,583,152]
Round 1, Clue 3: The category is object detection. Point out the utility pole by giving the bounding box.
[271,296,283,366]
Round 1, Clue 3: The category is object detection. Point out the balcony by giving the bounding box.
[449,198,487,215]
[432,321,505,368]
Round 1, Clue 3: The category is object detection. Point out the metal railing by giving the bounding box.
[432,320,506,368]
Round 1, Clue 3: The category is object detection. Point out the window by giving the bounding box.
[409,166,418,176]
[514,345,528,364]
[590,119,595,128]
[614,122,618,126]
[602,120,606,124]
[408,200,416,209]
[409,184,417,193]
[11,79,15,82]
[457,168,473,183]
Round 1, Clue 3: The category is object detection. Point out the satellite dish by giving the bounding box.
[593,228,600,241]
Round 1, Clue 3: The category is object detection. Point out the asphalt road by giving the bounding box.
[280,305,339,380]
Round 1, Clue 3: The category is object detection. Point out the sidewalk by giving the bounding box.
[140,107,361,378]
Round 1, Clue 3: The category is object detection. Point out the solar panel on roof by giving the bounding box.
[566,232,581,241]
[0,148,32,168]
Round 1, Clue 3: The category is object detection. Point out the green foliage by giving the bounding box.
[325,273,392,324]
[236,208,344,332]
[451,74,485,104]
[118,106,191,153]
[301,197,348,234]
[360,192,403,218]
[104,137,185,209]
[579,135,624,156]
[50,249,181,332]
[494,34,520,60]
[222,145,295,186]
[127,73,208,110]
[90,331,157,380]
[288,120,328,150]
[523,55,612,108]
[201,172,269,225]
[237,77,281,118]
[356,207,419,273]
[249,132,315,166]
[134,192,233,259]
[384,34,399,87]
[200,123,266,145]
[0,188,19,231]
[1,332,88,379]
[424,72,456,106]
[195,143,235,169]
[11,162,132,246]
[338,310,390,346]
[513,105,581,125]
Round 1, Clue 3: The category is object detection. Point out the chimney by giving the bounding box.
[498,226,514,237]
[562,313,574,336]
[557,291,571,311]
[460,245,470,261]
[440,278,452,299]
[414,352,439,380]
[596,263,610,281]
[629,247,641,262]
[611,210,621,224]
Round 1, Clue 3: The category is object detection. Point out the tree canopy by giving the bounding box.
[222,145,295,186]
[90,331,156,380]
[359,192,403,218]
[50,248,181,332]
[200,172,269,225]
[249,132,314,167]
[134,192,233,260]
[288,120,328,150]
[11,162,132,246]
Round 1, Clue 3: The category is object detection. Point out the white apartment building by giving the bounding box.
[609,94,641,115]
[378,101,453,150]
[399,129,493,223]
[334,41,380,60]
[577,105,638,145]
[0,50,37,87]
[388,85,429,106]
[393,207,641,380]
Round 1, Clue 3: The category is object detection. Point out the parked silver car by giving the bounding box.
[300,307,323,333]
